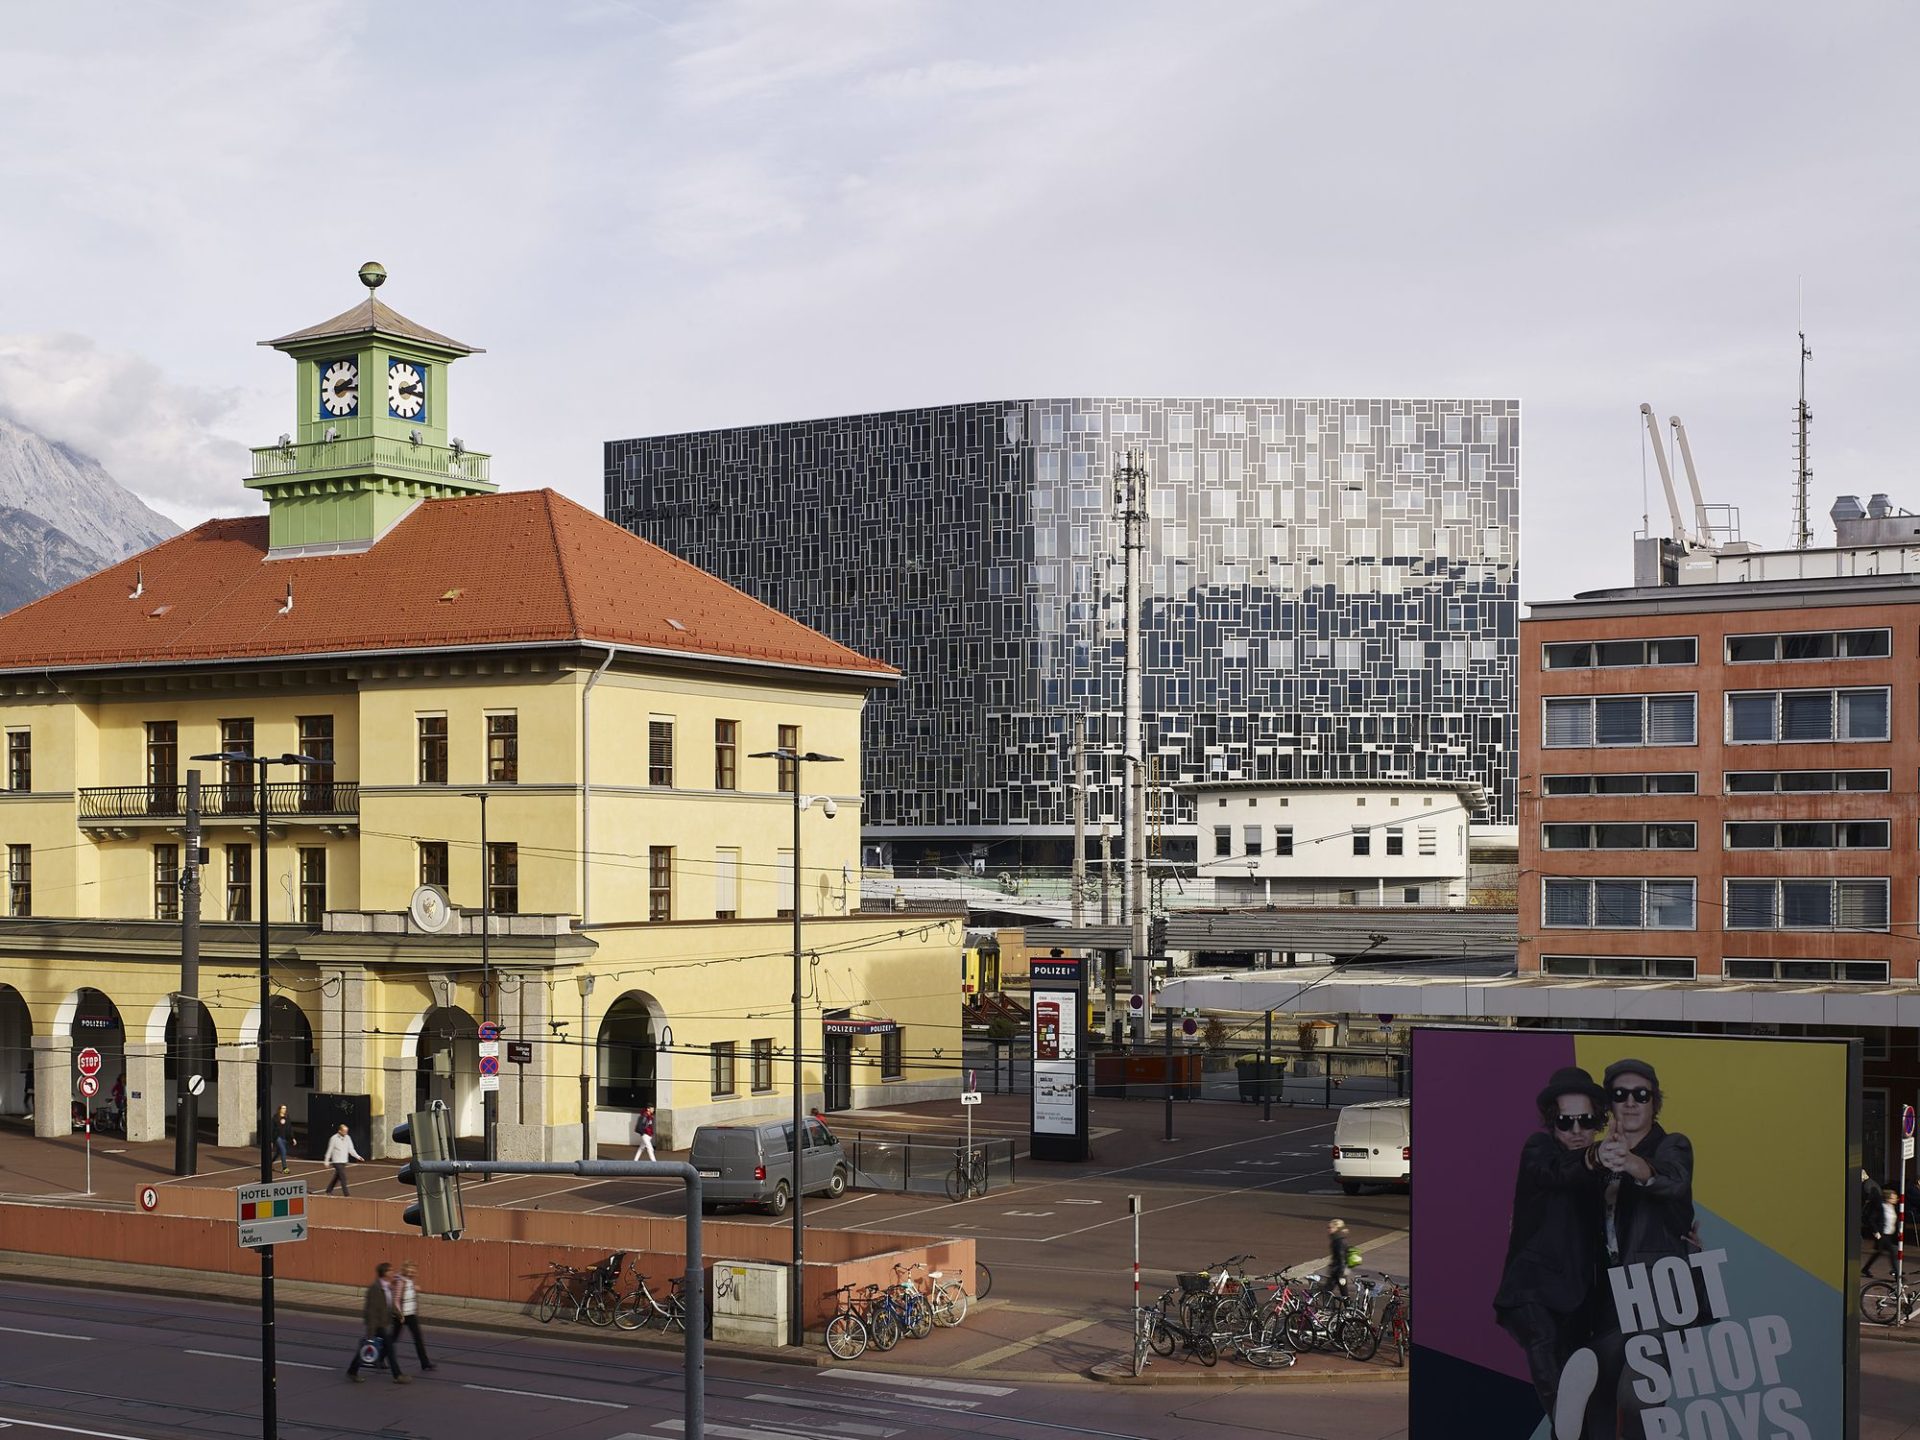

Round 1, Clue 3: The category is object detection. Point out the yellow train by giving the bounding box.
[961,942,1002,998]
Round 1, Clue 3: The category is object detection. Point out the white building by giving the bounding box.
[1189,780,1484,908]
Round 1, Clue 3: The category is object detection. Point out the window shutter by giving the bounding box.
[1544,699,1591,748]
[1725,881,1775,930]
[1543,880,1590,927]
[1645,696,1696,746]
[1779,692,1832,742]
[1839,689,1889,741]
[1836,880,1888,930]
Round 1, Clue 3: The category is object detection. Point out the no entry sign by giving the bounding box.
[76,1047,102,1079]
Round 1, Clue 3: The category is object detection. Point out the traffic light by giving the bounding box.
[394,1102,464,1240]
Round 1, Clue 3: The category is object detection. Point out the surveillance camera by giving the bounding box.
[822,797,838,820]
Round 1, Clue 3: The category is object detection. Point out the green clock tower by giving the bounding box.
[249,261,496,556]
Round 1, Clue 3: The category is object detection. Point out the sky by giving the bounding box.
[1,1,1916,602]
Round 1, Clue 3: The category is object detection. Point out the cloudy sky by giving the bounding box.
[1,1,1915,600]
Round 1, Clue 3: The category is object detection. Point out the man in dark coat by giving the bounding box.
[346,1262,409,1383]
[1494,1066,1608,1430]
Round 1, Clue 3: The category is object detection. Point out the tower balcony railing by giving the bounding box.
[77,781,360,826]
[249,435,490,487]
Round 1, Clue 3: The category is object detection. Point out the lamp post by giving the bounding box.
[576,972,594,1161]
[750,746,840,1348]
[191,748,314,1440]
[462,791,495,1175]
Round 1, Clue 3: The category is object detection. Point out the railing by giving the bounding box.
[839,1131,1018,1198]
[249,435,490,486]
[77,781,360,822]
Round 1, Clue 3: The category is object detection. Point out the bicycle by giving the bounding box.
[1144,1286,1219,1367]
[1230,1311,1297,1370]
[894,1262,957,1331]
[582,1252,628,1328]
[532,1262,588,1325]
[614,1271,690,1332]
[946,1145,989,1202]
[1283,1273,1376,1357]
[863,1282,913,1350]
[1861,1275,1919,1326]
[823,1283,869,1360]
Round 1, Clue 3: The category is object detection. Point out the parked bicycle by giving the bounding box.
[1143,1285,1220,1367]
[895,1262,966,1328]
[946,1145,989,1202]
[613,1269,690,1333]
[824,1283,870,1360]
[1862,1275,1919,1327]
[532,1262,590,1324]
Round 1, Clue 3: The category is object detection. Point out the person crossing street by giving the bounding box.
[324,1122,363,1196]
[634,1106,657,1162]
[388,1260,435,1371]
[346,1263,408,1383]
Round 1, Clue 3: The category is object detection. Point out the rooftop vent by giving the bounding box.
[1868,493,1894,519]
[1830,494,1866,525]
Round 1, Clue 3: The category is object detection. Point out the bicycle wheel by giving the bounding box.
[1241,1338,1296,1370]
[533,1280,562,1324]
[1861,1280,1898,1325]
[868,1308,901,1351]
[945,1166,969,1203]
[1193,1333,1219,1367]
[1282,1305,1322,1353]
[1148,1314,1177,1358]
[825,1314,867,1360]
[932,1282,967,1327]
[614,1290,648,1331]
[903,1292,934,1340]
[585,1288,616,1328]
[1337,1314,1380,1361]
[969,1163,989,1199]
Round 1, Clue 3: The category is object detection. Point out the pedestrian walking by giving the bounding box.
[1864,1178,1900,1277]
[634,1106,656,1162]
[346,1263,408,1383]
[388,1260,435,1371]
[274,1104,293,1173]
[324,1122,363,1196]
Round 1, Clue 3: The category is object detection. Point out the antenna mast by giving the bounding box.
[1793,286,1812,551]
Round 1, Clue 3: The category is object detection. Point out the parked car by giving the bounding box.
[1332,1098,1410,1194]
[690,1116,850,1215]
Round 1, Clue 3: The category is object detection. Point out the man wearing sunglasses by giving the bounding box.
[1559,1058,1696,1440]
[1494,1066,1609,1433]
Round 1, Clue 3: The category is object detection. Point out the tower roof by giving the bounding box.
[260,296,482,355]
[0,489,892,681]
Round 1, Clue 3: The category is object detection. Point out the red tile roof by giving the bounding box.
[0,489,895,680]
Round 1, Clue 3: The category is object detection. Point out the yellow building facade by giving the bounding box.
[0,273,961,1158]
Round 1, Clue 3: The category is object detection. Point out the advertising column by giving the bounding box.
[1029,956,1088,1162]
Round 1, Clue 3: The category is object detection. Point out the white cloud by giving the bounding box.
[0,333,254,523]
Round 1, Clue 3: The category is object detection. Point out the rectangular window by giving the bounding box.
[153,843,180,920]
[649,846,672,922]
[1541,955,1698,980]
[1725,628,1891,663]
[1351,827,1372,857]
[5,730,28,792]
[751,1038,774,1092]
[1542,823,1696,850]
[1542,773,1698,796]
[710,1041,737,1096]
[146,720,178,811]
[487,713,519,783]
[714,847,739,920]
[1242,826,1262,857]
[1724,820,1889,850]
[777,725,799,792]
[417,715,448,784]
[1724,878,1889,931]
[1385,827,1405,857]
[298,846,326,925]
[1274,826,1294,857]
[418,841,449,890]
[6,844,28,916]
[715,719,738,790]
[486,842,518,915]
[297,715,334,811]
[1541,877,1695,929]
[1542,637,1697,669]
[649,719,675,787]
[1725,687,1890,744]
[1724,769,1889,793]
[225,843,251,922]
[1543,694,1696,748]
[881,1029,904,1080]
[1723,958,1890,983]
[218,718,254,813]
[1214,826,1232,858]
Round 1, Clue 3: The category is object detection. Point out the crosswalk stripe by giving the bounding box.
[822,1371,1014,1397]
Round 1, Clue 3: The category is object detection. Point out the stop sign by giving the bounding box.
[76,1047,102,1079]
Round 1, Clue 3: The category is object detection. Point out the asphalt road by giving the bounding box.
[0,1276,1415,1440]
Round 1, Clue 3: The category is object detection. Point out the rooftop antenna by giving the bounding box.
[1794,279,1813,550]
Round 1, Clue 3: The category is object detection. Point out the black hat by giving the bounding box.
[1536,1066,1606,1116]
[1603,1058,1660,1092]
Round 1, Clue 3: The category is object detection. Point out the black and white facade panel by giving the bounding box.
[605,398,1518,864]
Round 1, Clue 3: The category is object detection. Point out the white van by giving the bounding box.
[1332,1098,1410,1194]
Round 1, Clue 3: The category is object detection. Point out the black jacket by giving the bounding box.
[1494,1131,1603,1315]
[1606,1124,1693,1269]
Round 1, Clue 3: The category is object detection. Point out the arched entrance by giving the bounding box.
[0,985,30,1118]
[67,988,124,1127]
[415,1006,480,1139]
[264,996,315,1117]
[163,997,217,1136]
[596,991,667,1148]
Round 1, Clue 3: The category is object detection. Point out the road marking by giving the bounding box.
[653,1423,815,1440]
[823,1372,1014,1397]
[955,1316,1098,1371]
[463,1383,627,1409]
[0,1325,92,1341]
[1056,1198,1102,1205]
[500,1182,594,1208]
[184,1349,330,1371]
[0,1417,154,1440]
[1002,1209,1054,1217]
[742,1397,903,1435]
[157,1160,256,1185]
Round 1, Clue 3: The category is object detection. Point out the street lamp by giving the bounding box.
[750,746,841,1347]
[462,791,496,1175]
[191,748,314,1440]
[575,972,594,1162]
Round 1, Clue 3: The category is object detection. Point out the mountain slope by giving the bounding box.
[0,413,178,563]
[0,505,115,613]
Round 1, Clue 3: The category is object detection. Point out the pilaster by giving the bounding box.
[122,1041,167,1143]
[30,1035,70,1140]
[214,1044,258,1148]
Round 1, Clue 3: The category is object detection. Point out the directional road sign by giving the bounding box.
[236,1178,309,1249]
[960,1092,983,1106]
[76,1047,102,1079]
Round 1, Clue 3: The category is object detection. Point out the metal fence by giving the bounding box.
[841,1130,1018,1197]
[960,1035,1408,1107]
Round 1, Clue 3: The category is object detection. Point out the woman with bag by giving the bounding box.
[346,1263,408,1383]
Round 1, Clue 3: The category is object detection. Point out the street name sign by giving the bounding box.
[236,1178,309,1248]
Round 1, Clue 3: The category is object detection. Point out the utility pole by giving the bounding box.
[1071,715,1086,929]
[1116,448,1149,1047]
[173,771,202,1176]
[1099,821,1113,925]
[1794,315,1813,551]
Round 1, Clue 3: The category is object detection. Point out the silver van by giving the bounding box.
[691,1116,850,1215]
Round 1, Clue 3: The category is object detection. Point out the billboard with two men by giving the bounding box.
[1411,1028,1858,1440]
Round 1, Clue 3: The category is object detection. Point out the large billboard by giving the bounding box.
[1411,1028,1858,1440]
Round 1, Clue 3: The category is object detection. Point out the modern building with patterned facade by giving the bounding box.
[606,398,1519,868]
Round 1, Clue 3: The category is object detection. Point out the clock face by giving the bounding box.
[388,359,427,421]
[319,358,359,418]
